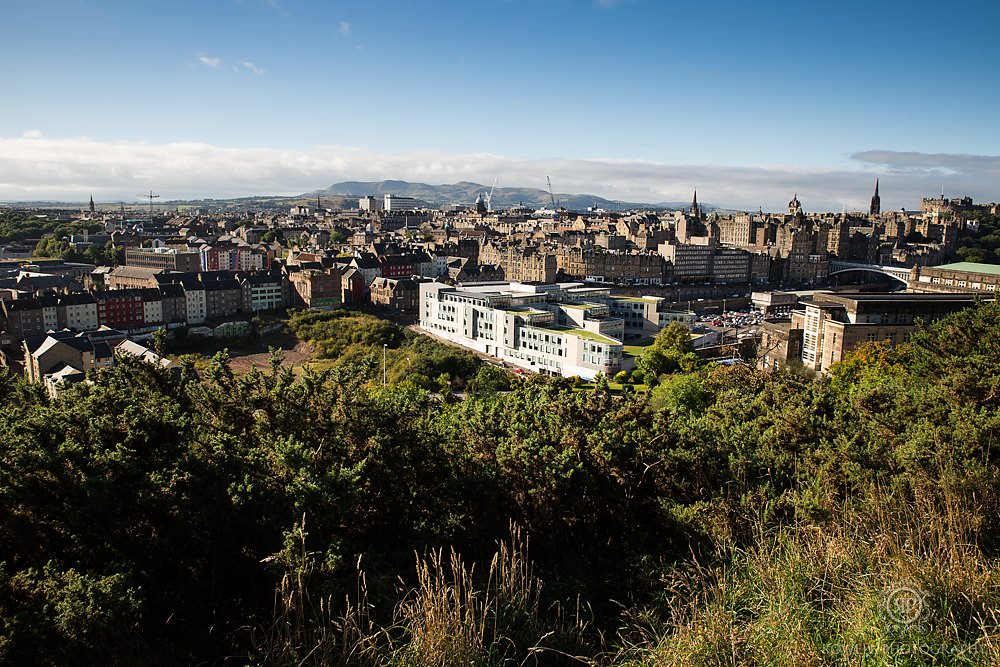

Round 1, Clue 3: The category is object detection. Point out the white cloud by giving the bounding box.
[0,134,995,210]
[239,60,265,75]
[22,130,43,139]
[852,150,1000,179]
[199,55,223,69]
[338,20,351,35]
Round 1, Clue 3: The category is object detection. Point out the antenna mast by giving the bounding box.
[137,190,160,220]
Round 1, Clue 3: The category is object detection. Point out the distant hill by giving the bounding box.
[3,183,723,213]
[305,180,694,212]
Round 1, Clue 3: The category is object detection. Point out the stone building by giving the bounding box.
[290,268,342,308]
[791,293,983,373]
[479,242,557,283]
[370,277,420,311]
[909,262,1000,295]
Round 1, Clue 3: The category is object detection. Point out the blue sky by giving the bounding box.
[2,0,999,209]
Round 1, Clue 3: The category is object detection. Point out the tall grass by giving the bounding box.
[256,523,592,666]
[612,482,1000,666]
[254,481,1000,666]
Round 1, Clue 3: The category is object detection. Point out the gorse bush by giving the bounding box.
[1,303,999,664]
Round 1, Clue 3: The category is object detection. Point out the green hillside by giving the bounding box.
[1,303,998,665]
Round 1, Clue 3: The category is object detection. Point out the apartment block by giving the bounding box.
[479,242,557,283]
[290,268,342,308]
[242,273,287,312]
[57,292,100,331]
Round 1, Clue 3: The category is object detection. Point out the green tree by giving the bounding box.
[637,321,701,379]
[467,364,513,396]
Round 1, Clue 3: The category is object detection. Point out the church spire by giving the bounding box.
[89,194,95,214]
[690,189,700,217]
[869,178,881,216]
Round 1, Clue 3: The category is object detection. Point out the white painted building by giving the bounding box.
[142,297,163,326]
[58,294,100,331]
[41,298,59,331]
[419,281,626,380]
[383,194,422,211]
[245,276,285,312]
[182,282,207,324]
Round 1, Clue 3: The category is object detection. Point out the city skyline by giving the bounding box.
[3,0,999,209]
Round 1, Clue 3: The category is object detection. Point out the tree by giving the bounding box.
[467,364,513,396]
[653,321,696,356]
[102,242,125,266]
[152,328,167,357]
[637,322,701,380]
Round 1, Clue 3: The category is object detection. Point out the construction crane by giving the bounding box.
[546,176,557,211]
[485,176,498,213]
[137,190,160,220]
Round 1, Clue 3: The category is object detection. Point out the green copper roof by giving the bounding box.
[932,262,1000,276]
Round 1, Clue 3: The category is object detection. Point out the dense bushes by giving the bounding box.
[288,309,481,390]
[1,303,999,664]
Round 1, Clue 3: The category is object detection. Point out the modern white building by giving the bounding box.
[419,281,642,380]
[383,194,422,211]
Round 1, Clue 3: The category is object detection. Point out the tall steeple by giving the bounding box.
[690,189,701,217]
[869,178,881,216]
[788,193,803,216]
[89,195,95,214]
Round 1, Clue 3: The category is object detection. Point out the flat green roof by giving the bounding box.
[613,296,660,304]
[538,324,621,345]
[623,342,653,357]
[932,262,1000,276]
[560,300,608,310]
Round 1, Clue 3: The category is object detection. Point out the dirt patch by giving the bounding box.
[226,334,315,374]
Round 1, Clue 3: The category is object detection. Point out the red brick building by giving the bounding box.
[94,289,145,330]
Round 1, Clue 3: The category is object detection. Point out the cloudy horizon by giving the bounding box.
[1,133,996,213]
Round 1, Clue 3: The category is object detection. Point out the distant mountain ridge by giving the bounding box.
[306,180,704,212]
[2,182,717,212]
